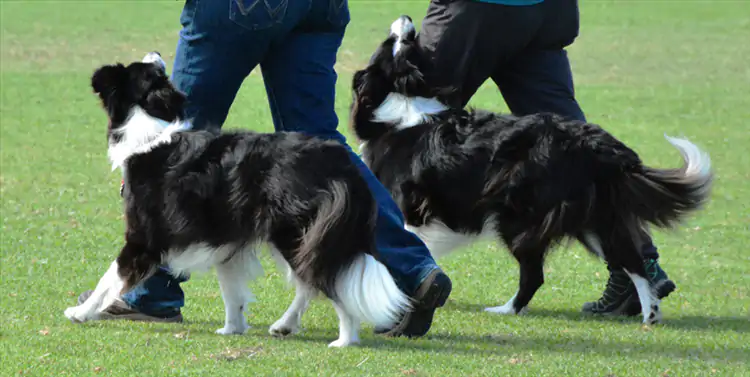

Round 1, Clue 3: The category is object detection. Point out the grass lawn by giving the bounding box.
[1,1,749,376]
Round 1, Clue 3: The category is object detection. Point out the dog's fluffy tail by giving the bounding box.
[623,136,713,228]
[335,253,412,327]
[294,180,411,326]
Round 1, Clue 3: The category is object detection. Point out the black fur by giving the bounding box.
[349,24,713,315]
[91,60,378,299]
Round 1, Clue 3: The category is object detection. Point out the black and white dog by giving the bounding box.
[63,53,411,347]
[349,16,713,324]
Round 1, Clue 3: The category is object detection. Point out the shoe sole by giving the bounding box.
[98,310,184,323]
[378,270,452,338]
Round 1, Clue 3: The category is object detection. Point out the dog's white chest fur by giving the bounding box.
[372,93,448,129]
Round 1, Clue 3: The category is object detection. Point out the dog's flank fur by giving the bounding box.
[63,53,410,347]
[350,17,713,324]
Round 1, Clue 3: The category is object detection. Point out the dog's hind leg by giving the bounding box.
[486,240,547,315]
[624,269,661,325]
[214,251,262,335]
[598,223,662,325]
[270,280,315,337]
[328,301,361,348]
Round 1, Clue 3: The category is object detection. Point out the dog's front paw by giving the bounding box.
[269,318,300,337]
[484,304,527,315]
[328,338,359,348]
[64,306,90,323]
[215,325,249,335]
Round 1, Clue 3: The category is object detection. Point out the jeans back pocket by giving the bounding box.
[230,0,289,30]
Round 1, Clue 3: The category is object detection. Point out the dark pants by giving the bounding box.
[122,0,442,315]
[416,0,659,260]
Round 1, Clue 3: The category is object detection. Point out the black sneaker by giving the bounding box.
[582,259,677,316]
[581,267,637,315]
[375,269,452,338]
[76,290,183,323]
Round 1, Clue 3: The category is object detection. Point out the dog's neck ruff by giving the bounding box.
[371,92,448,130]
[108,106,191,171]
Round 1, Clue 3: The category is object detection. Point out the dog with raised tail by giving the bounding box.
[63,52,411,347]
[349,16,714,325]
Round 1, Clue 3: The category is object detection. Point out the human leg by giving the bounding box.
[258,0,451,337]
[416,0,544,108]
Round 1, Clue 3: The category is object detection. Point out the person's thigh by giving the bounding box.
[258,0,348,142]
[492,0,585,121]
[493,49,586,121]
[171,0,297,130]
[417,0,542,108]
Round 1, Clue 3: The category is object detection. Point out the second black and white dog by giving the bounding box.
[348,16,713,324]
[63,53,411,347]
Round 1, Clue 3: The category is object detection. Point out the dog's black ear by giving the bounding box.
[91,64,127,95]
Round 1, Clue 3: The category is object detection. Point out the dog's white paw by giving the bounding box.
[484,304,527,315]
[328,338,359,348]
[64,306,91,323]
[269,318,300,337]
[642,304,662,325]
[215,325,249,335]
[484,305,516,315]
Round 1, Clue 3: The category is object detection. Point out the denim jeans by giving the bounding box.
[122,0,441,315]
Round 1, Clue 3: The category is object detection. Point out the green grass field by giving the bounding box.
[2,1,749,376]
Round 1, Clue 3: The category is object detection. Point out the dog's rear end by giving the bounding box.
[578,134,712,323]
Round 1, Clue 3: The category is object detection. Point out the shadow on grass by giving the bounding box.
[247,324,748,363]
[159,315,749,363]
[446,300,750,333]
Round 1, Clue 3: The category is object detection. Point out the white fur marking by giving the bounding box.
[329,302,361,348]
[390,17,415,56]
[372,93,448,129]
[484,291,528,315]
[664,135,713,185]
[107,106,191,171]
[269,281,315,337]
[624,269,662,324]
[163,243,262,334]
[142,52,167,71]
[334,254,412,330]
[64,260,125,323]
[406,218,495,260]
[214,252,262,335]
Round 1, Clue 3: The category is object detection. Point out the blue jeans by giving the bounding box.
[122,0,441,315]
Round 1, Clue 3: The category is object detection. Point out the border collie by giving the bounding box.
[348,16,713,324]
[63,53,411,347]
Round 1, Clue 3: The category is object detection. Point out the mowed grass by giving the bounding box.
[1,1,749,376]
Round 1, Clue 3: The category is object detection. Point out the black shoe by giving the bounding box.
[581,268,638,316]
[76,290,183,323]
[375,269,452,338]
